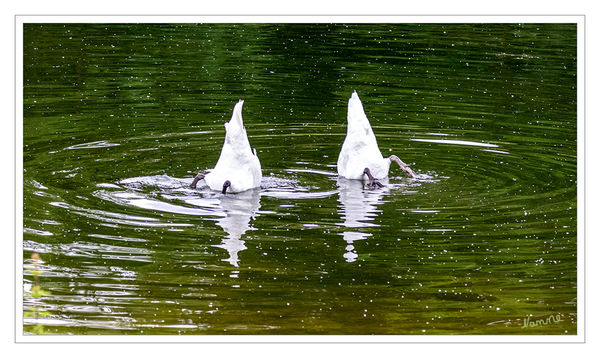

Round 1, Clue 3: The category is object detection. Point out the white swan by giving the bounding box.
[337,91,416,188]
[190,100,262,193]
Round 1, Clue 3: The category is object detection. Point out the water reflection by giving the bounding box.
[212,189,261,267]
[336,177,389,262]
[104,175,263,267]
[22,23,578,335]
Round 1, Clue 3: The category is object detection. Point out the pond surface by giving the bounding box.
[22,23,577,335]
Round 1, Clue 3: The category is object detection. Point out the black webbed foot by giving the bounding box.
[190,173,205,189]
[221,180,231,194]
[363,168,384,190]
[369,179,384,189]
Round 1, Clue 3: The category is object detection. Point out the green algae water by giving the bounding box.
[22,23,577,335]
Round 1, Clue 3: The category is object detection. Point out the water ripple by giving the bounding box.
[65,140,120,150]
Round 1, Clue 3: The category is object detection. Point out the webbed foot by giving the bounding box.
[190,173,205,189]
[222,180,231,194]
[389,155,416,178]
[363,168,384,189]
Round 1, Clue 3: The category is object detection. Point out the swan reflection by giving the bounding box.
[213,188,261,267]
[336,177,390,262]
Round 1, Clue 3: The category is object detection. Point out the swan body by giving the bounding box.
[337,91,416,182]
[194,100,262,193]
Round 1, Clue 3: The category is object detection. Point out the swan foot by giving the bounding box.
[369,180,384,189]
[222,180,231,194]
[190,173,205,189]
[363,168,384,189]
[389,155,416,178]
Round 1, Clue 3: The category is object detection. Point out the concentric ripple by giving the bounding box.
[23,23,576,335]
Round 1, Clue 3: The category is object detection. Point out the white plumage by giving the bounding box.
[337,91,416,182]
[196,100,262,193]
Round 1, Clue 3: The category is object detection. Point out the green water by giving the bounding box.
[22,23,577,335]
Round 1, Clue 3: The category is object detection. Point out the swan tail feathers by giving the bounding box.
[230,99,245,129]
[347,91,368,124]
